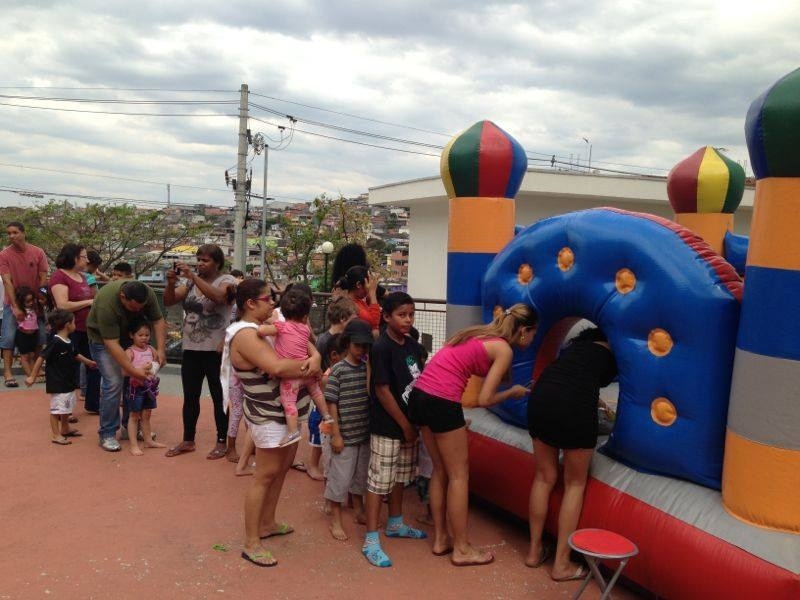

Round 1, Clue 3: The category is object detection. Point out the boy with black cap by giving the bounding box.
[324,318,373,541]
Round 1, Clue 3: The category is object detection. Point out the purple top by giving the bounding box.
[49,269,94,331]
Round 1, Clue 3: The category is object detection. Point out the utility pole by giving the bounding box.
[166,183,170,207]
[260,144,269,279]
[233,83,249,271]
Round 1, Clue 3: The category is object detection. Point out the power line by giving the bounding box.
[0,93,238,105]
[0,86,236,93]
[0,101,235,117]
[250,91,451,137]
[249,116,440,157]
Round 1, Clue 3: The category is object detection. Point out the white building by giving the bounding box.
[369,168,755,300]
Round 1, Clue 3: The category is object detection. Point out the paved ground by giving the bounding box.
[0,364,642,599]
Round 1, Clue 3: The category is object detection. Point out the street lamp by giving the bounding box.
[582,137,592,171]
[321,241,334,291]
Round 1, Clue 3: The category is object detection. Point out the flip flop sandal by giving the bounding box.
[63,430,83,437]
[68,416,79,424]
[4,379,18,387]
[526,545,554,568]
[52,438,72,445]
[290,461,307,472]
[552,565,589,582]
[165,444,196,457]
[206,447,227,460]
[432,547,454,556]
[241,550,277,567]
[260,523,294,539]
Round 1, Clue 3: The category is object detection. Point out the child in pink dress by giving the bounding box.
[258,286,332,447]
[124,319,166,456]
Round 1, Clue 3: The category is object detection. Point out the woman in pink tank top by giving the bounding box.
[408,303,538,567]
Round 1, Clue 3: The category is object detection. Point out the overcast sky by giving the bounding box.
[1,1,798,210]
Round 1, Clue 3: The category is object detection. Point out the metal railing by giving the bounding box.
[150,284,448,360]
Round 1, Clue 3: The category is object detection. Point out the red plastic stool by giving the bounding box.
[568,528,638,600]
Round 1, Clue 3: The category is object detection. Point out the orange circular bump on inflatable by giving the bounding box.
[517,263,533,284]
[557,247,574,271]
[648,328,674,357]
[492,305,504,320]
[651,397,677,426]
[615,268,636,294]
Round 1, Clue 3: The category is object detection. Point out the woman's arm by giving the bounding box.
[163,269,189,307]
[51,283,93,313]
[184,270,233,305]
[477,341,529,407]
[232,329,311,379]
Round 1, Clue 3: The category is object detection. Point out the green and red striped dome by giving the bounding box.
[667,146,745,214]
[440,120,527,199]
[745,67,800,179]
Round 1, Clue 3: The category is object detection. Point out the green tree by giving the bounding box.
[262,194,385,288]
[3,200,211,276]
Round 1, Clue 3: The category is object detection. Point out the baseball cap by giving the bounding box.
[343,318,374,344]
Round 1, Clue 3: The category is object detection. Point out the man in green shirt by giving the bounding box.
[87,280,166,452]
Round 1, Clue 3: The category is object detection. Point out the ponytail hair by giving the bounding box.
[446,303,538,346]
[227,277,268,313]
[337,265,369,291]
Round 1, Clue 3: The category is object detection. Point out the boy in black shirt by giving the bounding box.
[362,292,427,567]
[26,310,96,445]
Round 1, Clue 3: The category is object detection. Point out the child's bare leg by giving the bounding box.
[19,353,34,376]
[141,410,165,448]
[307,446,324,480]
[50,414,68,443]
[129,411,144,455]
[236,429,255,476]
[352,494,366,524]
[59,414,71,436]
[329,501,348,540]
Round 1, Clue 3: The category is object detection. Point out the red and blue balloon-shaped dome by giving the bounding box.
[745,67,800,179]
[667,146,745,214]
[440,120,527,199]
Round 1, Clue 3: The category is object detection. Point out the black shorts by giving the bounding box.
[15,330,38,354]
[408,388,465,433]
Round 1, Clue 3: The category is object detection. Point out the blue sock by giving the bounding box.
[385,515,428,539]
[363,531,391,567]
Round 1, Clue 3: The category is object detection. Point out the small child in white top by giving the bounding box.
[257,285,332,447]
[124,319,166,456]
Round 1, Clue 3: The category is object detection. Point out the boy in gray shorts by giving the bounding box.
[324,318,373,541]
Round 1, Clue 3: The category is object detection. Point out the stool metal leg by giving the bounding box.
[572,557,599,600]
[599,558,629,600]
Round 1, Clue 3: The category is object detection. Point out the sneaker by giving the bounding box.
[119,426,129,441]
[100,437,121,452]
[278,431,302,447]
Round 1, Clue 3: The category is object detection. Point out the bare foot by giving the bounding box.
[226,449,239,463]
[525,543,552,568]
[145,440,167,448]
[130,446,144,456]
[323,500,332,516]
[306,465,324,480]
[329,523,348,541]
[432,536,453,556]
[353,512,367,525]
[451,546,494,567]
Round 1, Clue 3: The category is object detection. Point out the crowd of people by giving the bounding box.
[2,224,618,582]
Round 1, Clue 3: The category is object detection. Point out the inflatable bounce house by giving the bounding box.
[439,70,800,598]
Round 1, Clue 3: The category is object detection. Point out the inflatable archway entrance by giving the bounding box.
[482,207,742,488]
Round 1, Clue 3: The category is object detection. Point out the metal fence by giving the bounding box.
[151,285,448,360]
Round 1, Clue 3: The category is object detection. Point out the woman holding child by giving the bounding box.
[223,278,321,567]
[408,304,538,567]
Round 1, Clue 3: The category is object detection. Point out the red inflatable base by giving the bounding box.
[468,430,799,600]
